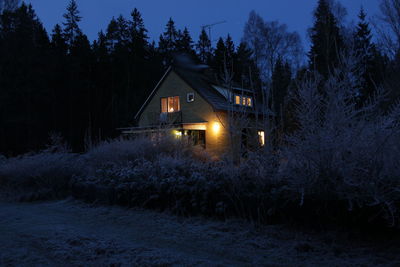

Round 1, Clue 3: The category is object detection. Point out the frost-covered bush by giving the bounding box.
[0,154,6,165]
[281,55,400,226]
[71,140,282,221]
[0,151,82,199]
[83,136,196,174]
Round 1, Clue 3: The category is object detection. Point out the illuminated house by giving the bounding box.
[121,66,265,158]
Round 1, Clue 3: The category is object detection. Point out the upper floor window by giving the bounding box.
[187,93,195,103]
[235,95,241,105]
[234,95,252,107]
[161,96,180,113]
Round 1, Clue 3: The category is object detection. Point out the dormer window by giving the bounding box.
[246,97,252,107]
[235,95,241,105]
[161,96,180,113]
[187,93,195,103]
[234,95,252,107]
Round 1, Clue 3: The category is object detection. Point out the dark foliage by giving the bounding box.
[0,3,260,155]
[308,0,344,78]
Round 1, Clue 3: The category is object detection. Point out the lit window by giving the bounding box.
[247,97,252,107]
[161,96,180,113]
[258,131,265,146]
[161,98,168,113]
[235,95,241,105]
[187,93,195,102]
[235,95,253,107]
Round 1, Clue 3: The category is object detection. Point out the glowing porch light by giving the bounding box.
[212,122,221,134]
[174,130,182,137]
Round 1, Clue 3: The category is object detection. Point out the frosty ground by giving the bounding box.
[0,199,399,266]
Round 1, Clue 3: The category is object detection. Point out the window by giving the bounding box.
[187,93,195,102]
[235,95,241,105]
[246,97,252,107]
[161,98,168,113]
[258,131,265,146]
[234,95,253,107]
[161,96,180,113]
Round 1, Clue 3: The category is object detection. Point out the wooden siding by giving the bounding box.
[138,70,230,157]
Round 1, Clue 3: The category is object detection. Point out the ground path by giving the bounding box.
[0,199,399,266]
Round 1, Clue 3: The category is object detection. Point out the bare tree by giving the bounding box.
[327,0,348,26]
[0,0,20,13]
[374,0,400,57]
[242,11,303,85]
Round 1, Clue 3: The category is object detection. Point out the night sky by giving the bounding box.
[25,0,381,48]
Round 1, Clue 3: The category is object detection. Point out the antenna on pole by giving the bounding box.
[201,20,227,46]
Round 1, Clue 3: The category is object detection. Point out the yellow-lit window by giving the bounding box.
[173,96,180,112]
[161,96,180,113]
[258,131,265,146]
[161,98,168,113]
[235,95,241,105]
[242,97,247,106]
[247,97,252,107]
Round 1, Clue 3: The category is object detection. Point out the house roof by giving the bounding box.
[134,65,263,121]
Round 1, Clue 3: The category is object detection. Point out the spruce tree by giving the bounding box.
[271,58,292,125]
[225,35,235,62]
[62,0,82,47]
[175,27,196,57]
[105,17,118,51]
[130,8,148,55]
[51,24,67,55]
[353,7,381,105]
[234,42,260,89]
[308,0,344,78]
[50,24,69,133]
[0,3,53,153]
[212,37,226,73]
[158,17,178,66]
[196,29,212,64]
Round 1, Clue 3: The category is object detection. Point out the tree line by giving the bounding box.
[0,0,399,155]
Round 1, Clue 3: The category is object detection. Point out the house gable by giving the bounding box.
[137,69,217,127]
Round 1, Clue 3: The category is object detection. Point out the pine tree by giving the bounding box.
[234,42,260,89]
[105,17,118,51]
[50,23,69,133]
[225,35,235,62]
[196,29,212,64]
[0,0,20,13]
[175,27,196,56]
[308,0,344,78]
[51,24,67,55]
[62,0,82,47]
[353,7,381,105]
[213,35,236,74]
[212,37,226,73]
[271,58,292,125]
[158,17,178,66]
[0,3,53,153]
[130,8,148,55]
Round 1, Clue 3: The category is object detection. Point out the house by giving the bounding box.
[120,66,266,158]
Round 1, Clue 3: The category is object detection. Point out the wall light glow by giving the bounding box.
[212,122,221,133]
[174,130,182,137]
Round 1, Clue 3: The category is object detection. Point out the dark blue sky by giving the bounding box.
[25,0,380,48]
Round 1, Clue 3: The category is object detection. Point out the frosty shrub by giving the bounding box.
[83,136,196,173]
[0,151,82,200]
[281,54,400,226]
[71,137,282,221]
[0,154,6,165]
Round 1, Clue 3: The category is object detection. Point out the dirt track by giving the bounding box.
[0,199,399,266]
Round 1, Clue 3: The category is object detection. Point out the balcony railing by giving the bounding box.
[146,111,183,125]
